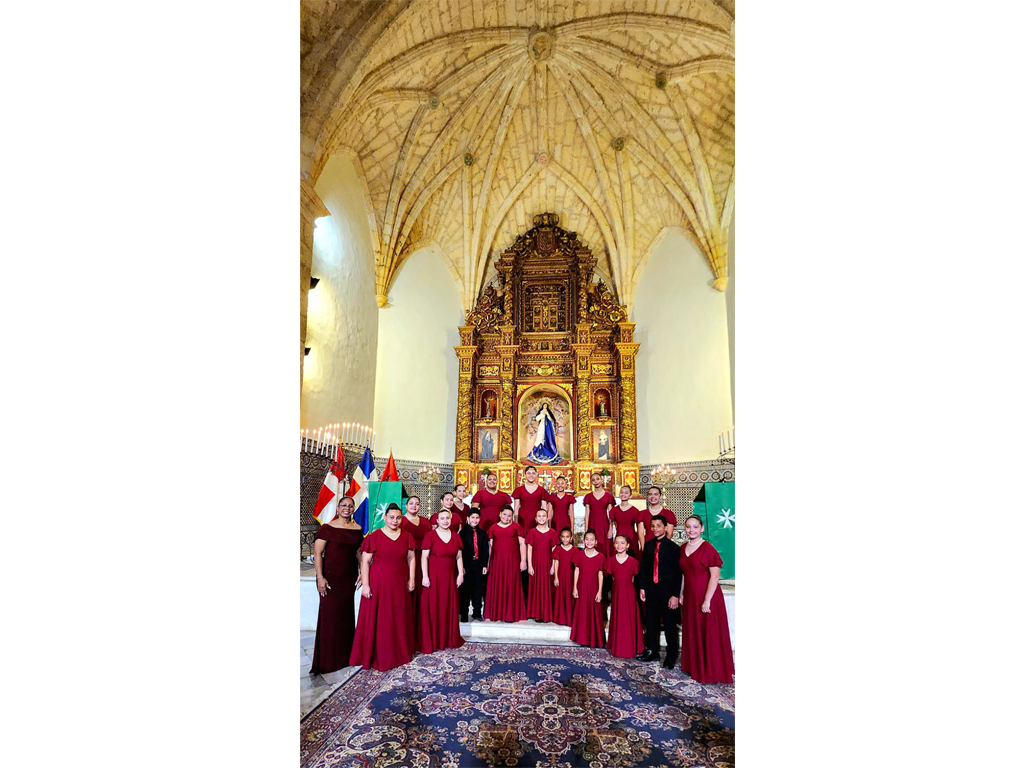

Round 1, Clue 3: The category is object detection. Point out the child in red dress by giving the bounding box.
[551,527,576,626]
[526,508,559,622]
[570,529,606,648]
[604,534,645,658]
[484,505,527,622]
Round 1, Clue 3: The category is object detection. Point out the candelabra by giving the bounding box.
[418,464,442,515]
[651,464,678,486]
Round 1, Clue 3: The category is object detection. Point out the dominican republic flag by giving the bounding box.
[349,445,378,531]
[312,445,347,525]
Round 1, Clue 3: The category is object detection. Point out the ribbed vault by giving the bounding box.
[301,0,735,313]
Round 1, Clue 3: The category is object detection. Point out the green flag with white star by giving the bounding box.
[703,483,735,579]
[366,481,407,535]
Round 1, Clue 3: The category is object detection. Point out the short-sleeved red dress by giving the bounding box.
[547,491,576,536]
[583,491,615,557]
[453,500,471,525]
[311,525,363,674]
[400,514,430,651]
[512,484,547,531]
[349,528,415,671]
[610,504,640,557]
[679,541,734,684]
[474,487,513,532]
[569,549,606,647]
[418,529,465,654]
[604,553,646,658]
[484,522,526,622]
[552,544,577,626]
[525,526,559,622]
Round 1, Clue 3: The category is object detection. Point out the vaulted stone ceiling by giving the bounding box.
[301,0,735,312]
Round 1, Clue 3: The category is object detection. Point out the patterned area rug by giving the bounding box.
[300,642,734,767]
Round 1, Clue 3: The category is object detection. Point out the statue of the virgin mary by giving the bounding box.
[526,401,562,464]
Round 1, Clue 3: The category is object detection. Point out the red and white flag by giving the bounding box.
[313,446,347,525]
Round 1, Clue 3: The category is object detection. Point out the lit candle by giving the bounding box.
[719,432,723,454]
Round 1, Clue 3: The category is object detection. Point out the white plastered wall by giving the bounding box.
[633,228,734,463]
[372,245,462,462]
[301,154,380,429]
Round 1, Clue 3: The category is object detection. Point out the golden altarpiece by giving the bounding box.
[453,213,640,497]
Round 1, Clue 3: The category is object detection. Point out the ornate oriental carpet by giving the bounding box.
[300,642,734,767]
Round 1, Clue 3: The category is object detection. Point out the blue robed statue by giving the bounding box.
[526,402,562,464]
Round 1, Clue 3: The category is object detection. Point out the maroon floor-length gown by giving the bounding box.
[474,487,513,532]
[552,544,577,626]
[512,485,547,531]
[484,522,526,622]
[400,515,429,652]
[679,541,735,684]
[418,529,465,654]
[311,525,363,675]
[610,505,641,557]
[583,491,615,557]
[604,553,646,658]
[349,528,415,671]
[547,491,576,537]
[526,526,559,622]
[570,549,606,647]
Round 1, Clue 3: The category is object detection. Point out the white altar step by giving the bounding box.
[459,620,574,645]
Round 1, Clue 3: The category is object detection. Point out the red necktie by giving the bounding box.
[473,530,479,559]
[653,541,660,584]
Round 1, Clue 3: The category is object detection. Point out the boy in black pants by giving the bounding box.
[460,509,489,621]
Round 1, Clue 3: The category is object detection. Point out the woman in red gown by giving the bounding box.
[452,483,471,524]
[349,504,416,671]
[311,496,364,675]
[678,515,735,684]
[484,505,527,622]
[525,508,559,622]
[546,475,576,536]
[473,472,512,532]
[570,530,606,647]
[512,465,548,531]
[400,496,429,651]
[605,534,646,658]
[418,509,466,654]
[610,484,640,557]
[551,527,576,626]
[430,491,463,532]
[583,473,615,558]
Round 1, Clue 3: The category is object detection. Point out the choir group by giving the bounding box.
[310,469,734,685]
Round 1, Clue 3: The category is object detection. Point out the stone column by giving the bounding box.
[300,176,329,387]
[495,323,519,460]
[454,325,478,462]
[615,322,640,462]
[573,322,596,461]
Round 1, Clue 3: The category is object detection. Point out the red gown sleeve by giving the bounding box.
[705,543,724,569]
[360,530,378,554]
[422,530,437,551]
[511,486,523,501]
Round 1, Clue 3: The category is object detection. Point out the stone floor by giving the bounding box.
[300,631,359,718]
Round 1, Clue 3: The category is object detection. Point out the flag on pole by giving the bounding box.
[312,445,347,525]
[380,451,399,482]
[350,445,378,531]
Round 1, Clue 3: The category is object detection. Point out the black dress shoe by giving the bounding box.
[637,650,659,662]
[662,656,677,669]
[472,614,482,622]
